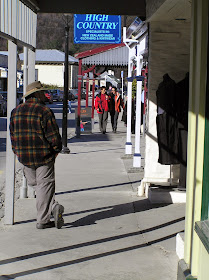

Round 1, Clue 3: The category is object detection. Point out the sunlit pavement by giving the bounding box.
[0,101,185,280]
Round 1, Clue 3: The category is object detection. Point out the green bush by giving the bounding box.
[42,83,62,90]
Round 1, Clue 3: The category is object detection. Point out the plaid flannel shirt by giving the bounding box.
[10,98,62,168]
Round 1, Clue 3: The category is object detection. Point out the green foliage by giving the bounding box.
[69,44,81,56]
[46,40,63,50]
[42,83,62,90]
[35,14,136,56]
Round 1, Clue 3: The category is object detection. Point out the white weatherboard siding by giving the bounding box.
[0,0,37,47]
[36,64,64,87]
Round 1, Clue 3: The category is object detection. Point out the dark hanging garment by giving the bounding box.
[176,72,189,131]
[156,73,176,116]
[156,113,180,164]
[156,74,179,164]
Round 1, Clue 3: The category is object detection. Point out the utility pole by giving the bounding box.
[61,15,71,154]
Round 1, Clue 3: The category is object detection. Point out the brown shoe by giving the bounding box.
[52,204,64,229]
[36,221,55,229]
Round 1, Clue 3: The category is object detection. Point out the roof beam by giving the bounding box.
[20,0,40,12]
[35,0,146,16]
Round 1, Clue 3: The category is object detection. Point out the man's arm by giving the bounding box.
[94,96,98,110]
[43,110,62,154]
[120,96,125,109]
[94,96,101,112]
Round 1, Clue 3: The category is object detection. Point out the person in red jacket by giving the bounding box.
[95,86,109,134]
[109,87,125,133]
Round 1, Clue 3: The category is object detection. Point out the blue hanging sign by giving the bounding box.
[74,14,121,44]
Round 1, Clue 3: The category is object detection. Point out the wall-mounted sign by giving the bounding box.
[74,14,121,44]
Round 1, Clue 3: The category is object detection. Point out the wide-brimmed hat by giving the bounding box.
[22,81,46,99]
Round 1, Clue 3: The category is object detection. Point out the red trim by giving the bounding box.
[75,43,125,59]
[86,78,89,107]
[77,59,82,117]
[91,77,95,119]
[82,65,95,75]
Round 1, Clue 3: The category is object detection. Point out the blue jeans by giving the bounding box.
[68,101,72,113]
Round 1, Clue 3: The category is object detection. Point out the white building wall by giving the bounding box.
[35,64,64,87]
[72,65,78,88]
[144,20,190,184]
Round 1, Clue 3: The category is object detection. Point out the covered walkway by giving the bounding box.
[0,113,184,280]
[0,0,147,225]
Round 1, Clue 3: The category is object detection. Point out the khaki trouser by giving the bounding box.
[98,110,108,132]
[22,161,58,224]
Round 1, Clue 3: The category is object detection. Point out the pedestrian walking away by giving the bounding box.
[68,98,72,113]
[95,86,109,134]
[109,86,125,133]
[9,81,65,230]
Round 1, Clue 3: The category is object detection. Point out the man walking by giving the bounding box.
[95,86,109,134]
[10,81,64,230]
[109,87,124,133]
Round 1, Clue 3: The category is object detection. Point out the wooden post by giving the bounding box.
[4,41,17,225]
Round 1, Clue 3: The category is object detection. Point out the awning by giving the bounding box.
[75,43,128,66]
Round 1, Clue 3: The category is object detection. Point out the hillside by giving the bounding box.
[0,14,136,55]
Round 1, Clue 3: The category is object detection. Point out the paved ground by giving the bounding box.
[0,110,185,280]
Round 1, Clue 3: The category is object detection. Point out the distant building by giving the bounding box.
[74,43,129,93]
[19,49,79,89]
[99,70,120,88]
[0,52,23,91]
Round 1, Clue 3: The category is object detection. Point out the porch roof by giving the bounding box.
[21,0,146,16]
[74,43,128,66]
[19,49,78,64]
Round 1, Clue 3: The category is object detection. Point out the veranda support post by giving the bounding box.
[4,41,17,225]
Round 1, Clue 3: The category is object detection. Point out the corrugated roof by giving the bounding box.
[75,43,125,59]
[75,43,128,66]
[83,45,128,66]
[19,49,78,63]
